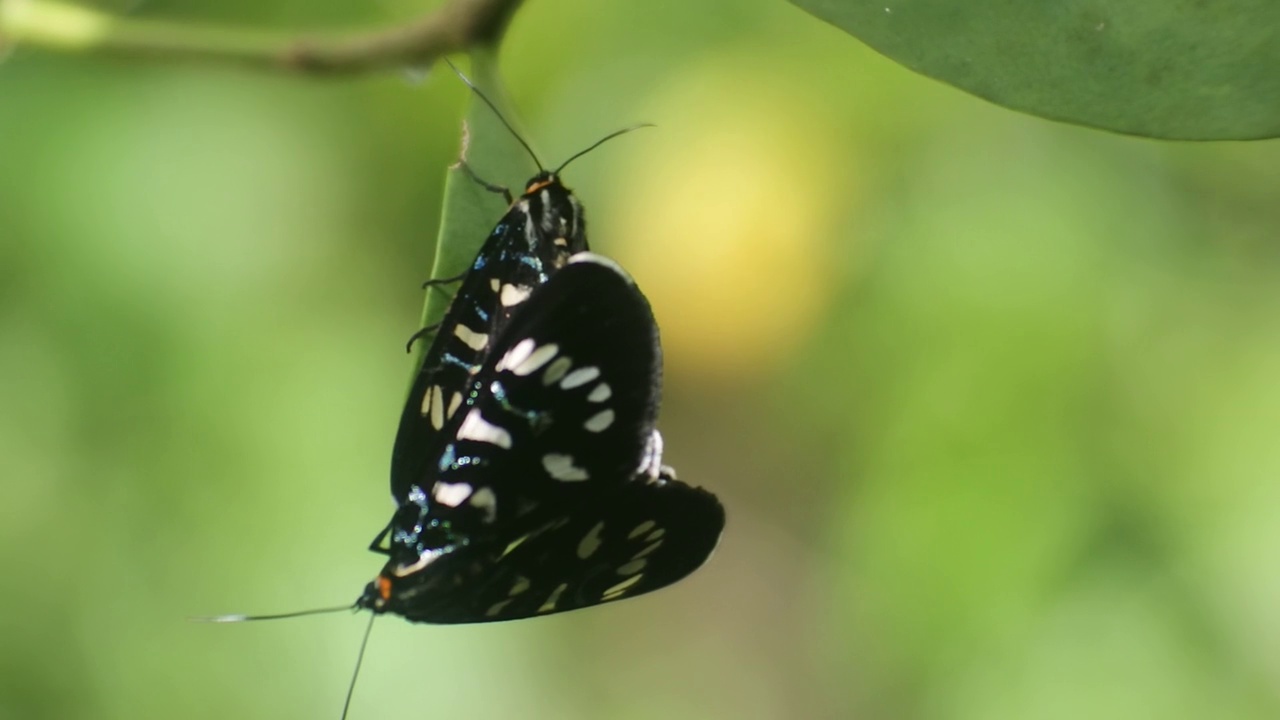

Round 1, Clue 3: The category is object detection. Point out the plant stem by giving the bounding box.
[0,0,525,74]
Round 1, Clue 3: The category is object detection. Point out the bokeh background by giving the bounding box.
[3,1,1280,719]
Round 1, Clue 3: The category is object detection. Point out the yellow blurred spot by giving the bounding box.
[1,0,111,49]
[613,62,853,384]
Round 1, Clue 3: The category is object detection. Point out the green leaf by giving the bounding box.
[414,48,537,374]
[791,0,1280,140]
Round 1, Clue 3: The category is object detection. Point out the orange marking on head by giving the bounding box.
[377,576,392,601]
[524,179,554,195]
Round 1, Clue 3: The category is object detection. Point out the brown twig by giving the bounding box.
[0,0,525,74]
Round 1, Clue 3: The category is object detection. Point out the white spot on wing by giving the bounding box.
[633,539,663,559]
[542,453,589,481]
[500,283,532,307]
[453,324,489,351]
[584,409,615,433]
[420,384,433,416]
[561,366,600,389]
[601,573,643,600]
[512,343,558,376]
[496,338,535,372]
[617,559,647,575]
[470,486,497,523]
[539,582,569,613]
[542,356,572,385]
[587,383,612,403]
[509,575,531,597]
[486,598,513,617]
[432,481,472,507]
[489,278,500,292]
[457,409,512,449]
[501,533,530,558]
[628,520,656,539]
[577,521,605,559]
[429,385,445,430]
[447,391,462,419]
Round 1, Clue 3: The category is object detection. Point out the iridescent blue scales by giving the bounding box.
[364,250,724,623]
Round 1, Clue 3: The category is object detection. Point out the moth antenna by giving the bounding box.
[443,57,544,173]
[554,123,655,175]
[341,613,377,720]
[190,604,355,623]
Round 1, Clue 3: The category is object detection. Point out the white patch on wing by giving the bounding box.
[432,481,473,507]
[587,383,612,403]
[420,384,433,416]
[496,338,536,372]
[560,366,600,390]
[429,385,445,430]
[453,324,489,351]
[469,486,497,523]
[447,391,462,419]
[616,559,647,576]
[501,533,530,559]
[509,575,531,597]
[633,539,663,560]
[538,582,569,613]
[457,409,512,449]
[577,521,605,559]
[542,453,589,481]
[511,343,558,376]
[485,598,514,617]
[584,409,615,433]
[500,283,532,307]
[541,356,573,385]
[628,520,656,539]
[601,573,643,600]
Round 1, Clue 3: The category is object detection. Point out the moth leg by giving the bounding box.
[458,160,513,204]
[368,524,392,556]
[422,271,467,290]
[405,322,441,353]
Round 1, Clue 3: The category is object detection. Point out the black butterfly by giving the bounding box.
[363,253,724,623]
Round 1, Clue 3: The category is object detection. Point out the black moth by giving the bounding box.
[365,252,724,623]
[394,83,646,467]
[393,168,587,488]
[205,65,724,720]
[204,253,725,719]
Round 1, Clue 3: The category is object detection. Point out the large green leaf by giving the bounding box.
[413,48,536,377]
[792,0,1280,140]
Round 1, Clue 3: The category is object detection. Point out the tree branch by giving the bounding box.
[0,0,525,74]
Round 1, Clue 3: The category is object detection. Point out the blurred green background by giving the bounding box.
[3,1,1280,719]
